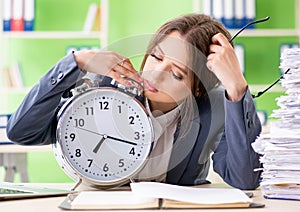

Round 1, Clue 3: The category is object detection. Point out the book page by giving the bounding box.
[69,191,158,210]
[130,182,252,205]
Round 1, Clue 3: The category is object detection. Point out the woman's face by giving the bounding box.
[141,31,192,111]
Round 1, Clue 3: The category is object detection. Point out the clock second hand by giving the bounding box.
[75,126,138,146]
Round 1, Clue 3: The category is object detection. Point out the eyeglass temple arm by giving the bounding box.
[229,16,270,42]
[251,68,290,99]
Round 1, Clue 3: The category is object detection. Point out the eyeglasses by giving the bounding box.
[251,68,290,98]
[228,16,289,99]
[229,16,270,42]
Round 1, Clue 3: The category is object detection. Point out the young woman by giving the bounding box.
[7,14,262,190]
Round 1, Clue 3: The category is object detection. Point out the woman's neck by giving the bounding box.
[148,100,178,115]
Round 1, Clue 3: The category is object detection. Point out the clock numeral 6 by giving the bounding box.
[99,101,109,110]
[103,163,109,172]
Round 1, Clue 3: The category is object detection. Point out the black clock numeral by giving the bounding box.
[87,159,93,167]
[118,159,125,167]
[134,131,140,140]
[69,133,76,141]
[85,107,94,115]
[129,116,135,124]
[103,163,109,172]
[75,149,81,157]
[99,101,109,110]
[129,147,135,156]
[74,118,85,127]
[117,105,122,114]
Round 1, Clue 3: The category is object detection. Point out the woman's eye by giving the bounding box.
[172,72,183,81]
[150,53,162,61]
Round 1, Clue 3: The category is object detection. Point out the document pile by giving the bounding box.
[252,47,300,201]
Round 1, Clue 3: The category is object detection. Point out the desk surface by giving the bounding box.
[0,144,51,153]
[0,183,299,212]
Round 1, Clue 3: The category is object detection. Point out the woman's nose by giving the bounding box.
[152,61,172,79]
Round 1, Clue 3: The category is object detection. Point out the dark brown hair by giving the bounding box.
[140,14,233,97]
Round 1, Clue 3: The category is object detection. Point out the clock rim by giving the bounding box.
[54,87,154,187]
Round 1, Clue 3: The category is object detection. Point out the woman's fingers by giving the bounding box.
[74,50,143,86]
[211,33,232,48]
[113,58,143,82]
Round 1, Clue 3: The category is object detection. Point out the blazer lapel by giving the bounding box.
[166,117,200,184]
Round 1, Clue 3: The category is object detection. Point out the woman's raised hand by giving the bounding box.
[73,49,142,85]
[206,33,247,101]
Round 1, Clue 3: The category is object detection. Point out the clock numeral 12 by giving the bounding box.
[99,101,109,110]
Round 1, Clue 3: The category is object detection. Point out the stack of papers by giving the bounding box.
[252,48,300,200]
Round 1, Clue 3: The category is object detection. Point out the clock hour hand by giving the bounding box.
[75,126,137,146]
[93,135,107,154]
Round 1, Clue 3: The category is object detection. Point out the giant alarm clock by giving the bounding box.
[53,77,154,188]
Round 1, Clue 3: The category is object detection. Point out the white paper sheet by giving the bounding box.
[130,182,252,204]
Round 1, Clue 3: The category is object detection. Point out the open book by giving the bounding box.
[59,182,264,210]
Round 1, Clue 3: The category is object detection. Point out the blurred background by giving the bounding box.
[0,0,299,183]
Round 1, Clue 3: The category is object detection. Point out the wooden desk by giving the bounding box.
[0,183,299,212]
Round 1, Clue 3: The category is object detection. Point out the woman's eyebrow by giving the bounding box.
[173,63,187,75]
[157,45,187,75]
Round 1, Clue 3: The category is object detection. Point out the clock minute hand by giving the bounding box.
[74,126,103,136]
[74,126,137,146]
[106,135,137,146]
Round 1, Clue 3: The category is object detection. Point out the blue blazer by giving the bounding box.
[6,53,262,190]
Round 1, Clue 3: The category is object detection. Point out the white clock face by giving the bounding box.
[56,88,153,186]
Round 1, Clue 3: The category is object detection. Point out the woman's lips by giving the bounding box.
[143,79,158,92]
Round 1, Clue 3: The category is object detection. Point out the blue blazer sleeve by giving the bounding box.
[212,88,262,190]
[6,53,85,145]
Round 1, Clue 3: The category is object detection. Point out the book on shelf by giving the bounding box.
[11,0,24,31]
[10,62,24,88]
[2,0,12,31]
[3,0,35,31]
[83,3,101,32]
[24,0,35,31]
[59,182,264,210]
[2,66,14,88]
[0,114,13,145]
[199,0,257,29]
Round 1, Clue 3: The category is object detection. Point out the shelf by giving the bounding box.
[1,31,104,39]
[0,87,32,94]
[229,29,299,38]
[249,84,286,93]
[2,29,296,41]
